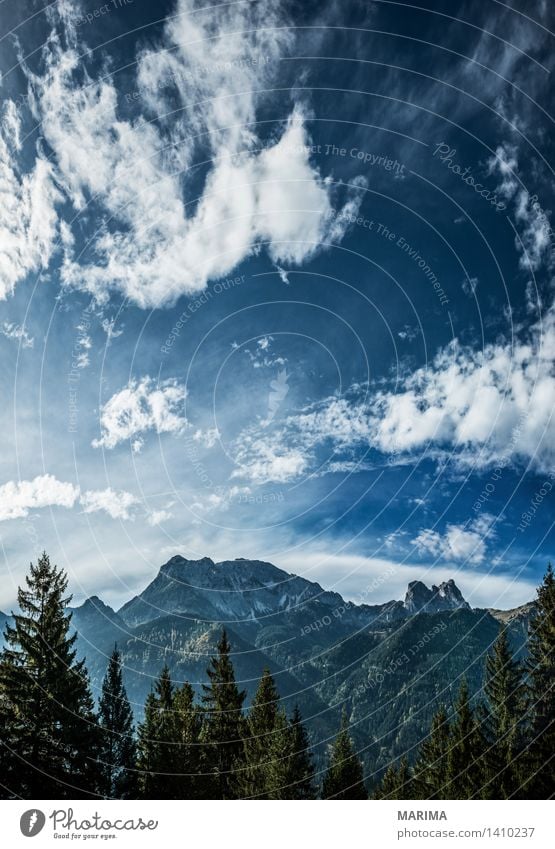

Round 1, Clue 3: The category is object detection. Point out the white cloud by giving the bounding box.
[231,436,308,484]
[13,2,361,308]
[412,524,487,565]
[92,377,187,450]
[79,488,138,521]
[462,276,479,296]
[0,106,62,299]
[147,509,173,527]
[0,321,34,348]
[192,427,220,449]
[0,475,143,524]
[488,144,553,272]
[276,266,290,285]
[0,475,79,521]
[368,312,555,472]
[228,304,555,481]
[276,551,536,610]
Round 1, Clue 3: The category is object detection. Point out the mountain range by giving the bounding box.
[0,556,534,772]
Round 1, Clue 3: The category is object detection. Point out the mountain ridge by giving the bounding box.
[0,555,535,773]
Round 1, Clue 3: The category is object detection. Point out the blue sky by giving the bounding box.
[0,0,553,611]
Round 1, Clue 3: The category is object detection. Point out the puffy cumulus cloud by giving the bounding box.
[0,474,79,521]
[229,307,555,481]
[92,377,187,450]
[0,474,141,523]
[368,312,555,471]
[0,104,62,299]
[412,523,489,566]
[12,0,361,308]
[79,487,139,521]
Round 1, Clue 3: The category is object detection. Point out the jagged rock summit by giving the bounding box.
[403,578,470,614]
[115,554,470,628]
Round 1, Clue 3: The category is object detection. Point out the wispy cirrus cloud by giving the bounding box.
[0,321,34,348]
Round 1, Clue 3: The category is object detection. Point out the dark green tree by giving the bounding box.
[172,680,204,798]
[98,646,137,799]
[286,704,316,799]
[523,564,555,798]
[373,757,413,799]
[261,707,317,800]
[201,630,246,799]
[481,628,526,798]
[243,668,280,797]
[445,679,486,799]
[137,665,180,798]
[412,705,450,799]
[321,710,367,799]
[264,708,296,799]
[0,553,100,798]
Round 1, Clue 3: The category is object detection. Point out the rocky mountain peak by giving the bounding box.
[404,578,469,613]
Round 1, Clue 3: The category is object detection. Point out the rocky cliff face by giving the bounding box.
[403,578,470,614]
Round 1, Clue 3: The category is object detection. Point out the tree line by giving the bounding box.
[0,553,552,799]
[374,564,554,800]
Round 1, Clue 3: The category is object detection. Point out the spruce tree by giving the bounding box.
[412,705,450,799]
[201,630,246,799]
[243,668,280,797]
[445,679,486,799]
[481,628,526,798]
[0,553,100,798]
[172,680,204,798]
[374,757,413,799]
[264,708,296,799]
[137,665,182,798]
[98,646,137,799]
[287,704,316,799]
[523,564,555,798]
[321,710,367,799]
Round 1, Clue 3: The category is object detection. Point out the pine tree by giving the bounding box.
[172,680,204,798]
[98,646,137,799]
[243,668,280,797]
[523,564,555,798]
[201,630,246,799]
[321,710,367,799]
[445,679,486,799]
[0,553,101,798]
[412,705,450,799]
[481,628,526,798]
[286,705,316,799]
[137,665,181,798]
[136,691,160,798]
[374,757,413,799]
[264,708,296,799]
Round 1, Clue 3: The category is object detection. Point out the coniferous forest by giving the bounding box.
[0,553,553,800]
